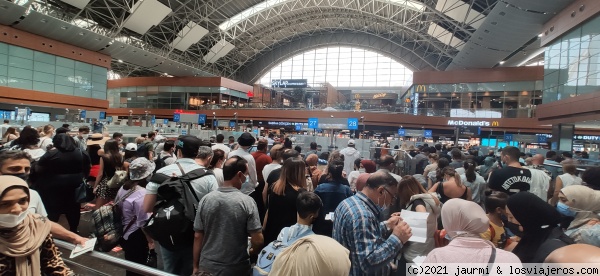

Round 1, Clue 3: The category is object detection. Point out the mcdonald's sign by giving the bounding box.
[416,85,427,92]
[491,121,500,127]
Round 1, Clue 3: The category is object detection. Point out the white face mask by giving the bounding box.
[0,211,28,229]
[359,168,366,173]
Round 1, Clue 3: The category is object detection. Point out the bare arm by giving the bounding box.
[415,205,427,213]
[428,183,439,193]
[94,157,104,188]
[249,230,264,256]
[466,187,473,201]
[143,194,157,213]
[192,231,204,273]
[551,177,563,206]
[50,221,87,245]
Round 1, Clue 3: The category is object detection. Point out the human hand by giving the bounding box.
[385,216,401,230]
[393,221,412,244]
[73,235,89,246]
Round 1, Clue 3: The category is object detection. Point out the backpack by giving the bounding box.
[415,158,429,175]
[92,187,138,252]
[142,163,213,250]
[136,141,151,159]
[253,227,312,275]
[153,155,170,174]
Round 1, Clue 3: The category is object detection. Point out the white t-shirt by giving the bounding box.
[38,137,53,151]
[558,173,582,188]
[24,148,46,161]
[262,163,282,182]
[348,170,360,191]
[212,143,231,157]
[213,168,224,187]
[28,190,48,217]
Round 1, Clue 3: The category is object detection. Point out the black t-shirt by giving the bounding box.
[488,166,532,195]
[410,199,425,212]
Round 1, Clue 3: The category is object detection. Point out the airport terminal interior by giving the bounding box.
[1,0,600,275]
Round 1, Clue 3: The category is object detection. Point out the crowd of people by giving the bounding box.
[0,121,599,275]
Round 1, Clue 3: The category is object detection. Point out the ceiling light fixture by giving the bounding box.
[538,33,543,37]
[118,59,123,63]
[499,61,505,65]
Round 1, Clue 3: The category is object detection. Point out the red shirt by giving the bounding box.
[252,151,273,182]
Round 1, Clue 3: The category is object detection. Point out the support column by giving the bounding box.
[551,123,574,152]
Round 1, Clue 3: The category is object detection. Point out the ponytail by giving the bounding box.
[464,160,477,182]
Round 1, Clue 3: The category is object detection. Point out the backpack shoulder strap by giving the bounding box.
[114,186,137,205]
[160,155,170,161]
[149,173,171,184]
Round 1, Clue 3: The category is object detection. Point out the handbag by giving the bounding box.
[107,166,127,189]
[75,181,94,203]
[146,249,157,268]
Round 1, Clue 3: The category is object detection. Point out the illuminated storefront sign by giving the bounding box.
[447,120,499,127]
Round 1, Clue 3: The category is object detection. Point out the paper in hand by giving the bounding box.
[400,210,429,243]
[70,237,97,258]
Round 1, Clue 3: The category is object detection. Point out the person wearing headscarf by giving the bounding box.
[305,153,322,190]
[0,175,73,275]
[559,185,600,246]
[506,192,574,263]
[424,198,521,264]
[118,158,154,276]
[270,235,351,276]
[33,133,91,232]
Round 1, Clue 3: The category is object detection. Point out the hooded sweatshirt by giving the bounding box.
[340,147,361,177]
[403,193,441,262]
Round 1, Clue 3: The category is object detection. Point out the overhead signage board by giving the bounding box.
[308,118,319,129]
[229,121,236,128]
[271,79,308,88]
[424,129,433,138]
[398,128,406,136]
[447,120,499,127]
[173,113,180,122]
[405,129,425,137]
[317,118,349,130]
[347,118,359,130]
[80,110,87,119]
[163,119,169,125]
[504,134,513,141]
[295,124,302,131]
[198,114,207,124]
[85,111,103,120]
[151,115,156,125]
[179,114,199,124]
[218,120,230,128]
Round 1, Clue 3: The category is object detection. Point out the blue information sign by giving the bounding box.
[198,114,207,124]
[229,121,236,128]
[308,118,319,129]
[213,120,218,127]
[107,116,113,123]
[99,111,106,120]
[398,128,405,136]
[163,119,169,125]
[151,115,156,125]
[80,110,86,119]
[537,135,548,143]
[424,129,433,138]
[347,118,359,130]
[181,129,187,135]
[504,134,513,141]
[173,113,180,122]
[295,124,301,131]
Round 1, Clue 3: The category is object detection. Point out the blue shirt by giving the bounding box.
[332,192,402,276]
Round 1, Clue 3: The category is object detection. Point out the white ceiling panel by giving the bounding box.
[123,0,171,35]
[0,2,26,25]
[203,39,235,63]
[171,21,209,52]
[436,0,485,29]
[60,0,91,10]
[427,23,463,48]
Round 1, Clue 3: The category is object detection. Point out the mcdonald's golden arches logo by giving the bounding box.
[416,85,427,92]
[492,121,500,127]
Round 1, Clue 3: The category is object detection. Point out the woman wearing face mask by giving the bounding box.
[208,149,225,187]
[506,192,574,263]
[0,175,74,275]
[34,133,91,232]
[263,158,307,245]
[37,125,54,151]
[559,185,600,246]
[423,198,521,264]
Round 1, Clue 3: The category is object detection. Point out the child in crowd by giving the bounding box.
[480,191,511,248]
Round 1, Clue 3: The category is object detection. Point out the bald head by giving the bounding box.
[545,244,600,264]
[532,154,545,165]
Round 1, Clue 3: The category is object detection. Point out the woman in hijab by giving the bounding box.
[270,235,350,276]
[559,185,600,246]
[424,198,521,264]
[0,175,73,275]
[34,133,91,232]
[506,192,574,263]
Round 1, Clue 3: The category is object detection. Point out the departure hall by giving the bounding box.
[1,0,600,275]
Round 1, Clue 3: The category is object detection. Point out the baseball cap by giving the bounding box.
[125,143,137,152]
[348,139,356,146]
[177,135,202,156]
[129,158,156,181]
[238,132,256,147]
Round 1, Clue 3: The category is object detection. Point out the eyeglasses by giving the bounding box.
[383,187,398,201]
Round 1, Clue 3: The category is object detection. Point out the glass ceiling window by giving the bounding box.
[219,0,425,31]
[257,47,413,87]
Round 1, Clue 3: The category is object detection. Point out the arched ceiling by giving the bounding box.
[0,0,575,82]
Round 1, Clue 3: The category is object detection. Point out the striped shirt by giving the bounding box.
[333,192,403,276]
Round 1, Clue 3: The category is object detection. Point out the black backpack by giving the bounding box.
[415,158,429,175]
[153,155,170,174]
[137,141,151,159]
[142,164,213,250]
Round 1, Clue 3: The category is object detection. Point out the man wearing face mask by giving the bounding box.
[228,132,257,196]
[488,146,533,195]
[333,170,412,276]
[0,150,88,246]
[192,156,263,275]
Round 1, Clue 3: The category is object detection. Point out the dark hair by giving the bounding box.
[284,139,293,149]
[112,132,123,139]
[310,142,317,150]
[435,144,442,151]
[141,133,147,138]
[546,150,556,159]
[582,167,600,190]
[78,126,90,133]
[268,133,274,138]
[294,145,302,154]
[562,151,573,158]
[366,171,397,189]
[223,156,248,181]
[2,127,16,139]
[485,191,509,214]
[501,146,520,162]
[282,149,300,161]
[209,149,225,170]
[103,139,123,168]
[379,155,395,167]
[428,153,439,161]
[435,158,450,183]
[451,148,462,160]
[216,134,225,143]
[147,132,156,139]
[296,191,323,219]
[164,140,175,152]
[464,158,478,182]
[354,158,362,170]
[0,151,32,169]
[123,150,137,161]
[326,158,345,181]
[13,126,39,148]
[3,120,8,124]
[228,136,235,141]
[273,158,306,195]
[398,175,428,208]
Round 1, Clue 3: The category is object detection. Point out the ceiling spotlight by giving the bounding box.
[499,61,505,65]
[118,59,123,63]
[163,72,168,75]
[538,33,543,37]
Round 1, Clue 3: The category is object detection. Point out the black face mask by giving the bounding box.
[504,220,523,238]
[5,173,29,182]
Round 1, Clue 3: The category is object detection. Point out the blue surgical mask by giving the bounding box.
[556,202,576,217]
